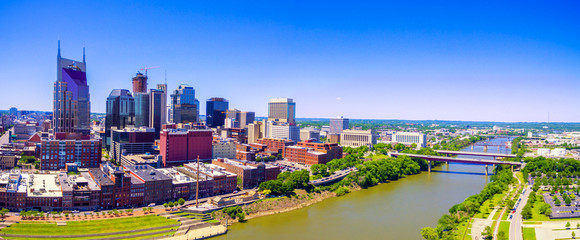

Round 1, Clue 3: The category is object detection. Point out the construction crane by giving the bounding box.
[140,66,160,77]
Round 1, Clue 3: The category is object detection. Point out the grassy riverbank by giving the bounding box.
[0,215,179,239]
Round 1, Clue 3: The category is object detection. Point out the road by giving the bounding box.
[0,127,12,146]
[310,167,356,186]
[510,173,530,240]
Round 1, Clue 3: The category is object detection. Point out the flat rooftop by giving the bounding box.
[125,165,172,182]
[157,168,196,184]
[28,174,62,197]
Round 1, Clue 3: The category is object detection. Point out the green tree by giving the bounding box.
[0,208,8,220]
[521,205,532,220]
[420,227,438,240]
[178,198,185,205]
[567,222,571,229]
[482,226,493,240]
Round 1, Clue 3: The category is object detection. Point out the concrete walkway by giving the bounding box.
[164,225,227,240]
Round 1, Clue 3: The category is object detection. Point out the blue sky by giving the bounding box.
[1,1,579,122]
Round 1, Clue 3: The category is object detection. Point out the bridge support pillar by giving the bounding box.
[484,146,488,152]
[428,160,431,173]
[485,164,488,176]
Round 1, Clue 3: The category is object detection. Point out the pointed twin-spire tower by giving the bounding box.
[53,40,91,135]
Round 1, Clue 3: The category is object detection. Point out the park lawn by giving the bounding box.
[3,227,177,240]
[517,172,525,185]
[498,221,510,236]
[0,215,179,236]
[474,190,508,218]
[501,208,510,220]
[528,201,551,221]
[522,227,537,240]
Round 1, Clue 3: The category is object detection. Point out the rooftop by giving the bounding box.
[28,174,62,197]
[125,165,172,182]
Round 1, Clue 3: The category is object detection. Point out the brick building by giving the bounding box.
[40,134,101,170]
[284,140,343,165]
[256,138,294,153]
[160,128,213,167]
[212,158,280,189]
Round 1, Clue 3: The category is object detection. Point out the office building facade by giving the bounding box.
[159,128,213,167]
[268,98,295,124]
[392,132,427,148]
[171,84,198,124]
[110,127,156,164]
[105,89,135,149]
[329,116,349,135]
[340,129,377,148]
[206,97,229,128]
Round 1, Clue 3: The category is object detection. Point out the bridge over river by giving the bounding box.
[389,152,522,175]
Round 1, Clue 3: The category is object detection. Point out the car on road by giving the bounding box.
[512,210,515,213]
[509,215,513,219]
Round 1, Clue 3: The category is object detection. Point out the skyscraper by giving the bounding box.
[149,86,166,138]
[53,41,91,135]
[206,97,229,128]
[329,116,349,134]
[268,98,295,124]
[105,89,135,149]
[134,92,150,127]
[170,84,198,124]
[132,72,147,93]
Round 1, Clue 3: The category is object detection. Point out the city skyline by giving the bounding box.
[1,2,579,122]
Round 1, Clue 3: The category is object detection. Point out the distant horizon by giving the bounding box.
[3,109,580,124]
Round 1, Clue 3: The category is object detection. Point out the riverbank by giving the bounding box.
[212,190,338,224]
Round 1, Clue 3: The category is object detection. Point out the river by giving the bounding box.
[213,137,513,240]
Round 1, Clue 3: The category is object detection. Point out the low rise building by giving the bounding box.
[212,158,280,189]
[212,140,236,159]
[257,138,294,153]
[183,162,237,195]
[340,129,377,148]
[392,132,427,148]
[124,165,173,204]
[121,154,162,168]
[300,128,320,141]
[110,127,156,165]
[284,140,343,165]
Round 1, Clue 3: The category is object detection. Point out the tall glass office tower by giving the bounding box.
[105,89,135,149]
[206,97,229,127]
[170,84,198,124]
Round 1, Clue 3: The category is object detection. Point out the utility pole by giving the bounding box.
[196,155,200,208]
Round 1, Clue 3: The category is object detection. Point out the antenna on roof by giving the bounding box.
[165,70,167,85]
[57,39,61,58]
[82,44,86,63]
